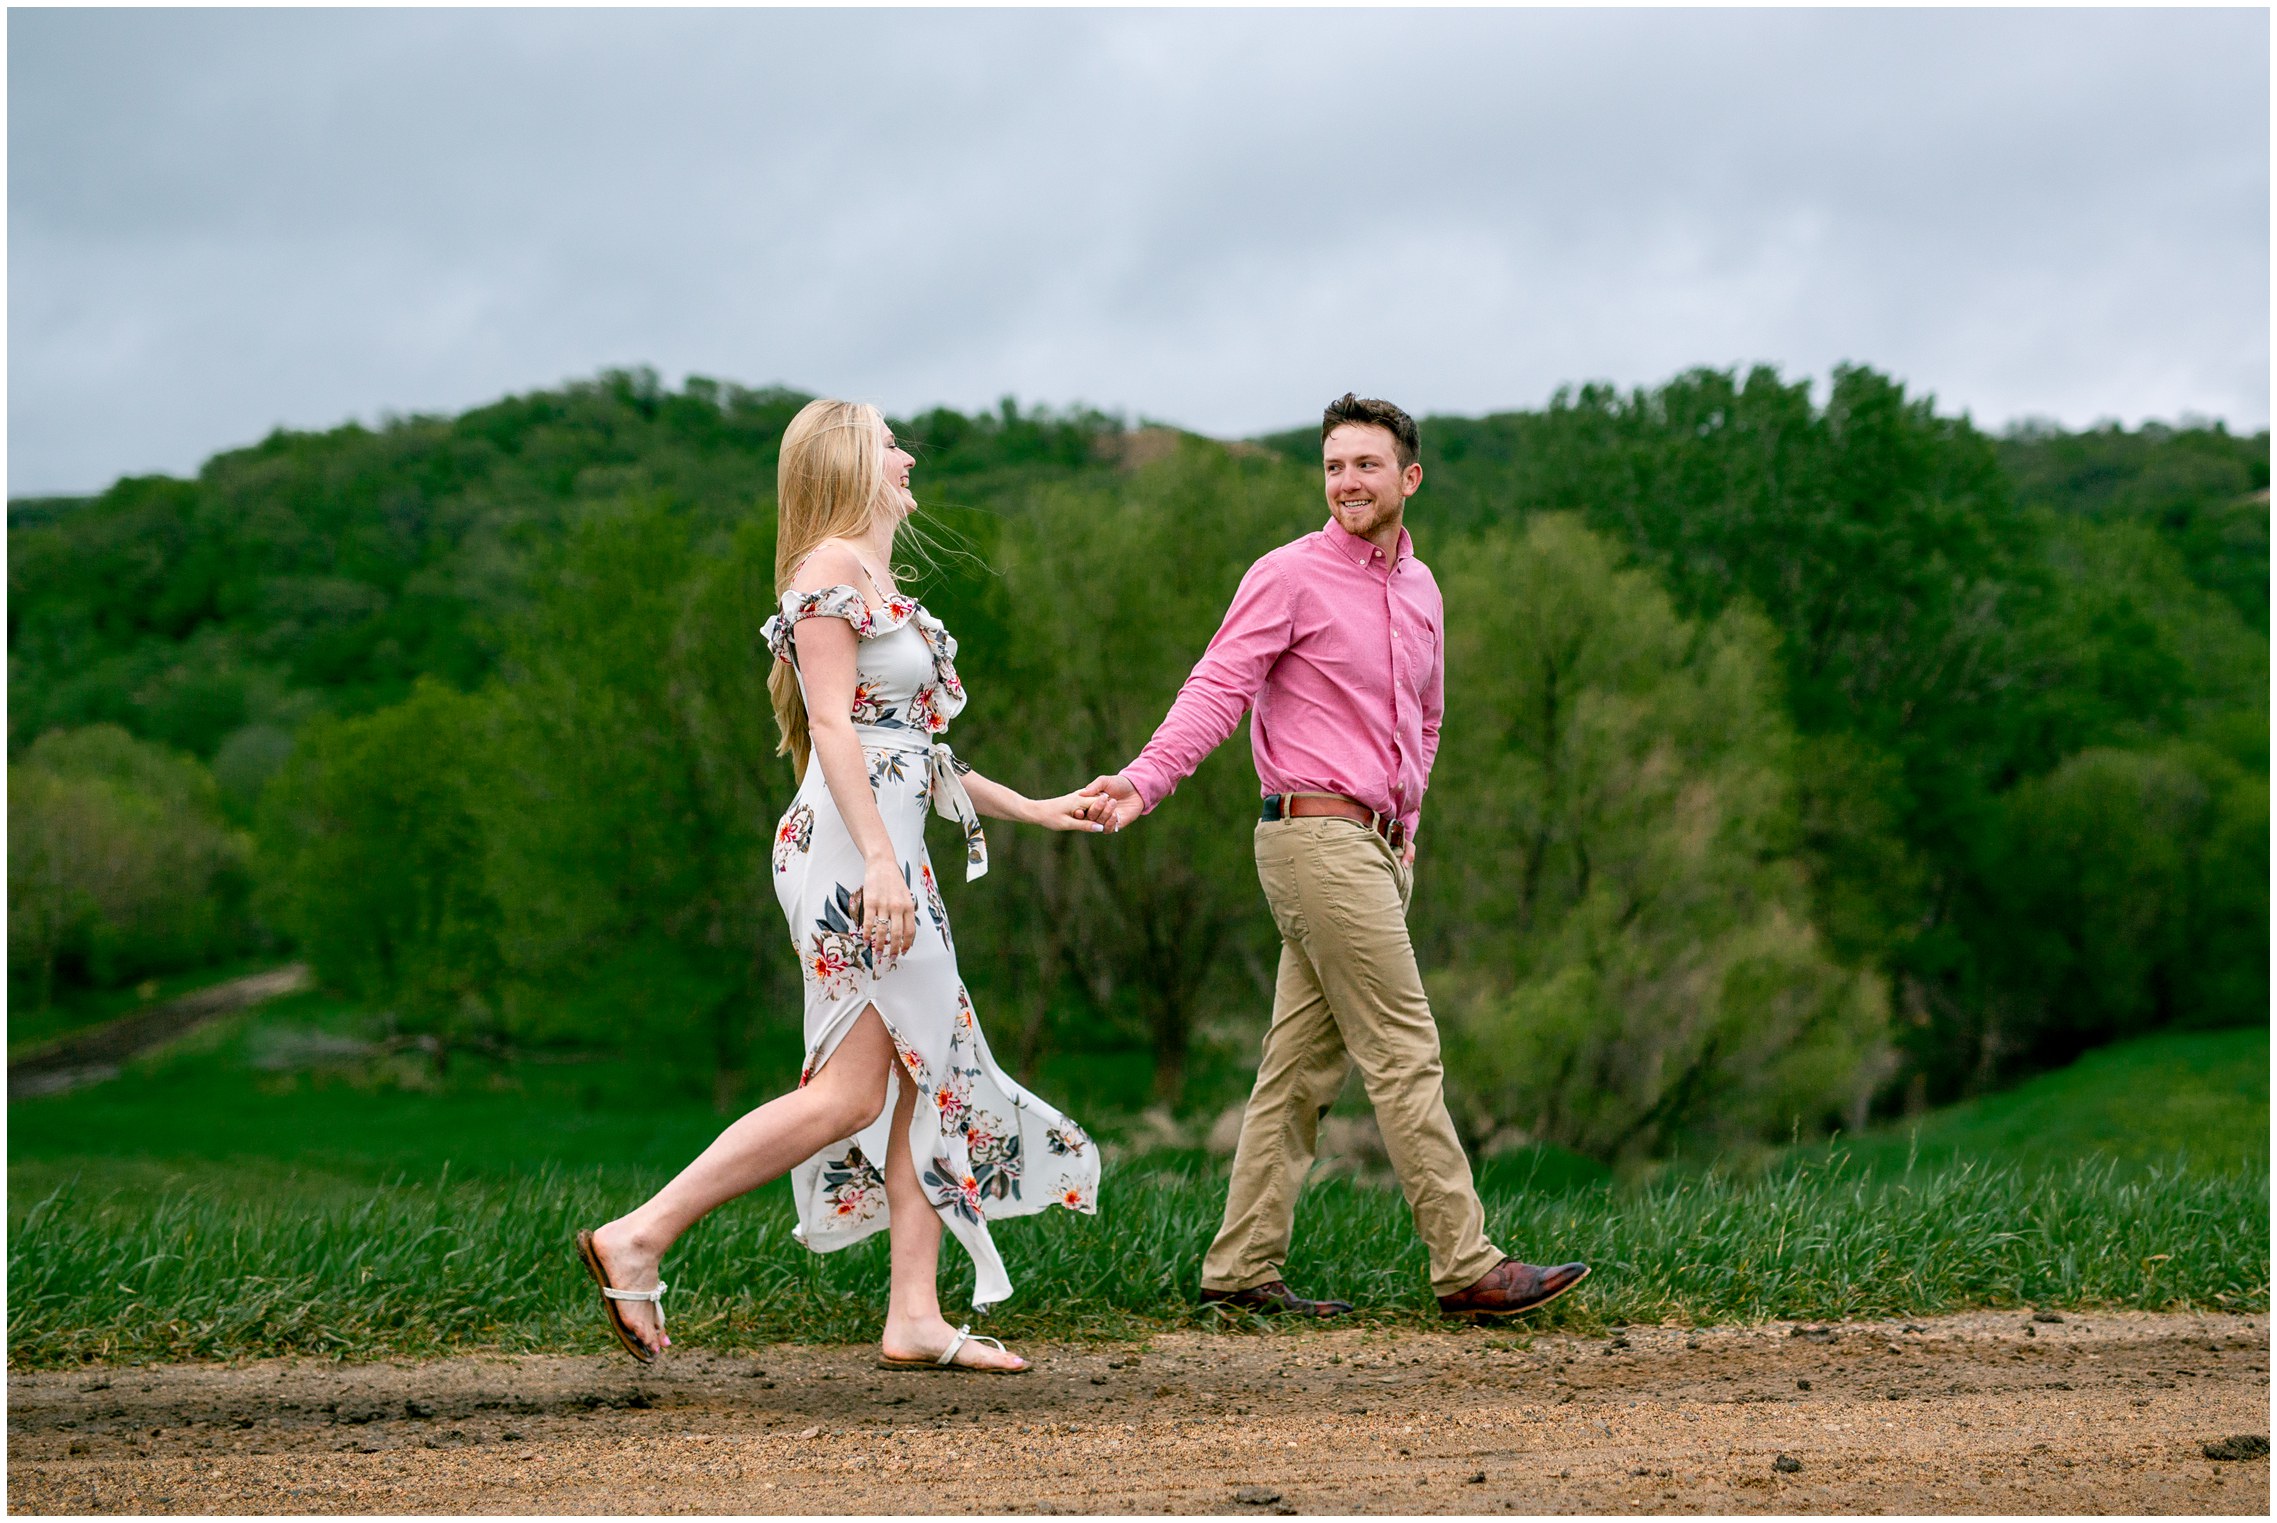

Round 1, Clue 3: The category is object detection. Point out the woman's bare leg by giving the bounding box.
[877,1064,1025,1370]
[588,1009,896,1355]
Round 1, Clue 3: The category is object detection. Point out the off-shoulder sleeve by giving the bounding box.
[762,585,873,665]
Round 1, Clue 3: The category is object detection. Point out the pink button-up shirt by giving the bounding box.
[1120,518,1445,839]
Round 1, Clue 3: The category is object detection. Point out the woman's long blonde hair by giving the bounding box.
[768,399,895,779]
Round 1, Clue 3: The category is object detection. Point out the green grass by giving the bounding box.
[1803,1026,2270,1178]
[8,1154,2262,1369]
[8,994,751,1202]
[6,992,1167,1202]
[6,997,2267,1367]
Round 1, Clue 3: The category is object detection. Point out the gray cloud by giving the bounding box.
[8,7,2267,495]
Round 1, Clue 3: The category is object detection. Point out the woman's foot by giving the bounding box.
[588,1219,670,1357]
[881,1315,1026,1371]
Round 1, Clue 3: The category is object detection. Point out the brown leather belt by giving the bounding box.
[1260,791,1408,851]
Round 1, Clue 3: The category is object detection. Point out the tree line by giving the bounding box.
[8,367,2265,1163]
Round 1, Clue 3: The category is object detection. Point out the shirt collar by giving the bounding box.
[1320,516,1414,570]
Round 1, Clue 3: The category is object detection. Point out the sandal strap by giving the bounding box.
[934,1324,1010,1366]
[601,1281,668,1328]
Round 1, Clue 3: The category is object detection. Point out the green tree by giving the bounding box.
[961,438,1320,1108]
[1980,743,2268,1077]
[255,680,502,1052]
[1998,419,2270,631]
[1419,516,1888,1163]
[8,725,250,1005]
[475,499,797,1106]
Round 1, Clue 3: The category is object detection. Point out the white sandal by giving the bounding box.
[574,1229,668,1364]
[877,1323,1030,1373]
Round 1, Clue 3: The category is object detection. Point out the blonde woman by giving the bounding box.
[577,400,1105,1372]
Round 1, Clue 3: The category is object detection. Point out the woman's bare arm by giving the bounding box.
[790,545,918,957]
[959,766,1107,834]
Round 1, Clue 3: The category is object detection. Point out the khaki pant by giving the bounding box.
[1201,816,1504,1299]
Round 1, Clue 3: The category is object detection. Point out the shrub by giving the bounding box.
[1421,516,1889,1163]
[8,725,251,1005]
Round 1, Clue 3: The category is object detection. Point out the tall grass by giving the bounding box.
[9,1152,2264,1368]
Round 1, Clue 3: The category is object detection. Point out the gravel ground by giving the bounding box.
[8,1310,2267,1514]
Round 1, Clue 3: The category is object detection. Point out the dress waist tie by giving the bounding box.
[853,725,988,881]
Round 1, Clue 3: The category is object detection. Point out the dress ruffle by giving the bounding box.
[762,585,967,729]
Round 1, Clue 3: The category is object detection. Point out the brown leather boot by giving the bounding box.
[1199,1280,1354,1317]
[1437,1258,1590,1320]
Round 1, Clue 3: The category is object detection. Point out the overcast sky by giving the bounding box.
[8,7,2269,497]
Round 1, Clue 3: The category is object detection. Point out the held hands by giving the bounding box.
[1028,791,1110,833]
[1076,774,1144,832]
[859,853,919,961]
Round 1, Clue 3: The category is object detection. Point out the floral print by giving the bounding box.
[924,1157,987,1224]
[962,1107,1009,1159]
[890,1026,931,1088]
[850,678,907,729]
[974,1147,1022,1204]
[820,1146,885,1223]
[803,882,876,998]
[933,1071,972,1131]
[909,684,953,736]
[774,803,815,875]
[760,586,968,738]
[922,866,950,944]
[964,1110,1023,1202]
[767,582,1099,1313]
[910,612,967,711]
[803,933,865,999]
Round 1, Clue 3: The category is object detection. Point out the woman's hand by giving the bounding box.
[955,767,1106,833]
[860,853,919,960]
[1028,791,1110,833]
[1077,774,1144,832]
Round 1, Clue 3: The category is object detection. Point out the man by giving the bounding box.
[1080,393,1588,1320]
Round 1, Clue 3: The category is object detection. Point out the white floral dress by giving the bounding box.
[761,582,1099,1311]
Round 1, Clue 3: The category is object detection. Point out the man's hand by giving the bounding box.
[1402,834,1418,868]
[1077,774,1145,832]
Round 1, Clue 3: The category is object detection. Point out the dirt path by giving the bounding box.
[9,965,311,1100]
[8,1311,2266,1514]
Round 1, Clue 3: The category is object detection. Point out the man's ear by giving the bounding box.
[1402,462,1424,497]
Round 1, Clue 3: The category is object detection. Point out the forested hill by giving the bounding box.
[9,365,2268,1147]
[6,374,1121,777]
[15,365,2265,776]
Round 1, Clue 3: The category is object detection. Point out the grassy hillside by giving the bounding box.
[15,998,2261,1204]
[1810,1025,2268,1177]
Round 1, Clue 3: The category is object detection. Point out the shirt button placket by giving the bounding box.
[1387,582,1405,815]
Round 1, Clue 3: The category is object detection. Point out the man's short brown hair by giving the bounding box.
[1321,393,1420,470]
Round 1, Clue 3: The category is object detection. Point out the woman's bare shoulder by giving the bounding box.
[789,539,868,595]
